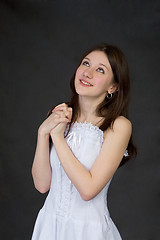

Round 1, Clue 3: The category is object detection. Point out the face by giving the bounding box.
[75,51,117,100]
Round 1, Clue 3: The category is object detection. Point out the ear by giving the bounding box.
[108,82,119,94]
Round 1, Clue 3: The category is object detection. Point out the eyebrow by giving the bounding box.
[83,57,109,70]
[99,63,109,70]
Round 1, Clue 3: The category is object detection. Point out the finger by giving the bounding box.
[56,110,66,117]
[66,107,72,119]
[53,108,66,113]
[53,110,70,120]
[52,110,66,118]
[53,107,67,113]
[53,110,63,115]
[68,107,73,115]
[54,109,72,120]
[54,117,70,124]
[61,109,72,120]
[65,111,72,120]
[53,103,68,111]
[53,103,67,110]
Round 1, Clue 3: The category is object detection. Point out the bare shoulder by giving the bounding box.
[103,116,132,139]
[113,116,132,132]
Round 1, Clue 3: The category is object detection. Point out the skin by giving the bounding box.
[32,51,132,200]
[74,51,118,123]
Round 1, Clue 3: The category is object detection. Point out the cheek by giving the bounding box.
[95,77,108,87]
[75,67,82,79]
[94,77,112,92]
[74,69,81,89]
[75,70,79,80]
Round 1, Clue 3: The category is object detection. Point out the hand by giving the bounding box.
[38,103,72,137]
[50,103,72,140]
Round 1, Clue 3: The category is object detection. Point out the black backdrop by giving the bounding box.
[0,0,160,239]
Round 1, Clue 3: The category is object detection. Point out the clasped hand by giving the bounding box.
[39,103,72,140]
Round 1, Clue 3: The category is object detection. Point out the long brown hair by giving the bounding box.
[48,43,137,167]
[69,43,137,167]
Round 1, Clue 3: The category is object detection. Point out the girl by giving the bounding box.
[31,43,136,240]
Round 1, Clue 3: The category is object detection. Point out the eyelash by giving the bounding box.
[97,67,104,74]
[82,61,89,66]
[82,61,105,74]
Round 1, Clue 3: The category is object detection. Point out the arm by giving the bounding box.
[32,106,71,193]
[51,116,132,201]
[32,129,52,194]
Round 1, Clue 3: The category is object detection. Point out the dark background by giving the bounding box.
[0,0,160,239]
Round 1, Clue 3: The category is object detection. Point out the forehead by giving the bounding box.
[84,50,111,69]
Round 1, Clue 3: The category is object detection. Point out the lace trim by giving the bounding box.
[56,167,73,217]
[67,121,128,157]
[72,121,103,136]
[124,149,129,157]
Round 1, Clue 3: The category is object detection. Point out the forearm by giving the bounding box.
[52,135,93,200]
[32,129,52,193]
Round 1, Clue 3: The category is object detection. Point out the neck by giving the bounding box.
[77,95,104,124]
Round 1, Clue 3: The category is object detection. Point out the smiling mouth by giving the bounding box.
[80,79,93,86]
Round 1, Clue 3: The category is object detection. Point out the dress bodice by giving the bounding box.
[31,122,123,240]
[64,121,104,169]
[47,122,112,220]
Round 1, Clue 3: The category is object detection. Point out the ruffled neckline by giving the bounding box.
[66,121,128,157]
[72,121,103,136]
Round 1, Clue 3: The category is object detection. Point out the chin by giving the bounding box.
[75,86,87,95]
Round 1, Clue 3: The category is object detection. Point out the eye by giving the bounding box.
[82,61,89,67]
[97,67,104,74]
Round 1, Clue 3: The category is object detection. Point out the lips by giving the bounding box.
[79,79,93,86]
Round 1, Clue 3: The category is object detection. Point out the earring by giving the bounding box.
[106,93,113,99]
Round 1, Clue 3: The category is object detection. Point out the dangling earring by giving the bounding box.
[106,92,113,99]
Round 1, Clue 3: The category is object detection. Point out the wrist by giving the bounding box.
[51,133,64,143]
[38,126,50,138]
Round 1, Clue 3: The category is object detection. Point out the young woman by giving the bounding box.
[31,43,136,240]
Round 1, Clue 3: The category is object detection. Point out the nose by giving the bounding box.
[83,68,93,78]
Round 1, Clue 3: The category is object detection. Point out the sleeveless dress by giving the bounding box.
[31,122,123,240]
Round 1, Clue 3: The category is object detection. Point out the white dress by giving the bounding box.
[31,122,122,240]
